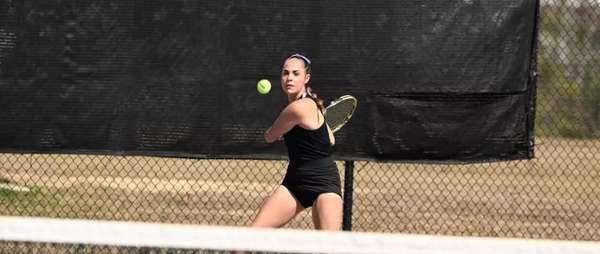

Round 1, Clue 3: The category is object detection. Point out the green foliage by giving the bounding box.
[536,5,600,139]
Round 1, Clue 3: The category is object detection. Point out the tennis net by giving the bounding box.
[1,216,599,254]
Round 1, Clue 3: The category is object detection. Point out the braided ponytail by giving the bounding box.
[306,86,326,115]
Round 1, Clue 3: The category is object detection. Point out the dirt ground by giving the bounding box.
[1,137,599,250]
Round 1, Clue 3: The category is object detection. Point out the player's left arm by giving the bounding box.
[264,102,303,143]
[326,123,335,146]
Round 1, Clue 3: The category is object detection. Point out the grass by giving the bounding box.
[0,175,38,198]
[0,137,599,253]
[0,176,10,184]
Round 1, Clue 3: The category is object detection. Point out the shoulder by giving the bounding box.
[283,98,315,115]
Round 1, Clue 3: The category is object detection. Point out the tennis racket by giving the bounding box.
[324,95,357,133]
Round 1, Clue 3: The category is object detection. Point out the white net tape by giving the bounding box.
[1,216,599,254]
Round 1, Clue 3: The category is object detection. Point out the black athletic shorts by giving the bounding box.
[281,156,342,208]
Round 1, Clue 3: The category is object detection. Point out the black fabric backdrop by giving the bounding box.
[0,0,538,163]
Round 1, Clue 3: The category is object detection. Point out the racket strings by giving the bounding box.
[326,99,356,131]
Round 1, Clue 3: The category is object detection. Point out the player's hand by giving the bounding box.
[278,136,284,141]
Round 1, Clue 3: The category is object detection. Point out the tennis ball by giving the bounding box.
[257,79,271,94]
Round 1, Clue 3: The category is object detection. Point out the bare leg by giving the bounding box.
[312,193,343,231]
[234,185,305,254]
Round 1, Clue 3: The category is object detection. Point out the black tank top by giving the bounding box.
[283,99,332,164]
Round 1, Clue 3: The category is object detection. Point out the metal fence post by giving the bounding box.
[342,160,355,231]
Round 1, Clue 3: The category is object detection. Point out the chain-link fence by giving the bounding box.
[1,0,599,244]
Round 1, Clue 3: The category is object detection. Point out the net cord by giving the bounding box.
[1,216,599,254]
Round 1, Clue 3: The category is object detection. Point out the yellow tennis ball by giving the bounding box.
[257,79,271,94]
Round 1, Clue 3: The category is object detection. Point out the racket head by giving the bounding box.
[325,95,357,133]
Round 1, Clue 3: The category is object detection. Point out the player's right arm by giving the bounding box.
[264,102,303,143]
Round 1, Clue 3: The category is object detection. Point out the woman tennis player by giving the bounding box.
[237,54,342,253]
